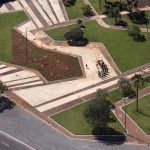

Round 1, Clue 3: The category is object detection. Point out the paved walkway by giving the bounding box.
[113,86,150,144]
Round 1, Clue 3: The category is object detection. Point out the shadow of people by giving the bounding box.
[92,127,126,145]
[0,96,15,113]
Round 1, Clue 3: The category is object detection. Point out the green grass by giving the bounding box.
[46,20,150,72]
[107,77,150,104]
[123,94,150,135]
[0,12,28,63]
[103,10,150,29]
[51,99,124,135]
[64,0,86,19]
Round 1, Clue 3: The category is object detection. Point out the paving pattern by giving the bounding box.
[0,62,44,90]
[0,0,68,29]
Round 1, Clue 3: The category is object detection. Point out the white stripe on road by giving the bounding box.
[1,141,10,147]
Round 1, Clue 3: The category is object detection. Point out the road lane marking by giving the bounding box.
[1,141,10,147]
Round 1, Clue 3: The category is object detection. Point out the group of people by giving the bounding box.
[96,59,109,79]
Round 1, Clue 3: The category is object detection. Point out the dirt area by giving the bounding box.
[12,29,82,81]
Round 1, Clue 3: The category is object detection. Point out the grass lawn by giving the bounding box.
[51,99,124,135]
[64,0,86,19]
[123,94,150,135]
[103,10,150,28]
[46,20,150,72]
[0,12,28,63]
[12,29,82,81]
[108,76,150,104]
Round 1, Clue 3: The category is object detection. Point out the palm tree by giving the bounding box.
[131,74,149,112]
[114,7,121,22]
[125,0,138,13]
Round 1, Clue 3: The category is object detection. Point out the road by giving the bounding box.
[0,105,150,150]
[0,131,33,150]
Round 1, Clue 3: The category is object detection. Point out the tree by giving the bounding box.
[64,27,84,41]
[77,19,82,27]
[83,97,111,129]
[131,74,145,112]
[114,7,121,22]
[0,81,8,94]
[127,25,141,39]
[82,5,93,16]
[118,77,133,97]
[96,88,108,97]
[118,77,129,89]
[125,0,138,13]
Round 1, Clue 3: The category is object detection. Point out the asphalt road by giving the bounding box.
[0,105,150,150]
[0,131,32,150]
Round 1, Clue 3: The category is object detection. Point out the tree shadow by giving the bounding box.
[0,96,15,113]
[67,38,89,46]
[63,0,76,7]
[0,0,16,6]
[128,11,147,25]
[138,111,150,118]
[114,20,128,27]
[127,134,150,145]
[92,127,126,145]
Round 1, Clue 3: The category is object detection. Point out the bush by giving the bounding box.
[82,5,94,16]
[127,25,141,39]
[96,88,108,97]
[64,27,84,41]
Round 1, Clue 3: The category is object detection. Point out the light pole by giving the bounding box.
[25,27,29,58]
[146,5,149,36]
[124,97,128,135]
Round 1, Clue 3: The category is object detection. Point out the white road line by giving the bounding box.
[37,0,58,24]
[1,141,10,147]
[48,0,65,22]
[0,131,36,150]
[32,0,52,25]
[20,0,43,28]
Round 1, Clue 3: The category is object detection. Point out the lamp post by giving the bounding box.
[146,5,149,36]
[25,27,29,58]
[124,97,128,135]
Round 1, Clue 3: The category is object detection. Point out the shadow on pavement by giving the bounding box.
[0,96,15,113]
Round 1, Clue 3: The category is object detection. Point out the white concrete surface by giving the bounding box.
[37,0,58,24]
[0,5,9,13]
[20,0,43,28]
[0,66,44,89]
[0,67,16,74]
[48,0,65,22]
[32,0,52,25]
[10,1,23,11]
